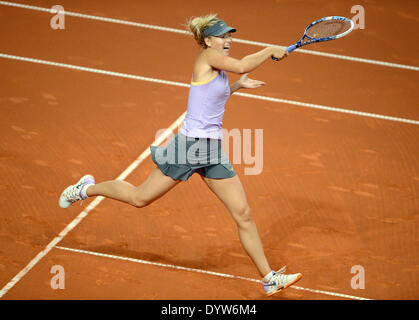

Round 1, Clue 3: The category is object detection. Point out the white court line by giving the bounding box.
[55,245,372,300]
[1,53,418,125]
[0,0,418,71]
[0,110,186,299]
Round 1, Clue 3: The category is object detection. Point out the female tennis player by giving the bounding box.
[59,14,302,296]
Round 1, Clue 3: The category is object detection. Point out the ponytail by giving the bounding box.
[185,14,220,48]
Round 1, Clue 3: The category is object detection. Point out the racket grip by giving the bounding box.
[271,44,298,61]
[286,44,297,53]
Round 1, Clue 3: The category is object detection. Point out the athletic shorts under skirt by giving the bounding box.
[150,132,236,181]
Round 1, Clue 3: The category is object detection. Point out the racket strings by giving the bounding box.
[306,20,351,39]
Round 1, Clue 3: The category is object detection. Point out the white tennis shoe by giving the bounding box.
[262,266,303,296]
[59,175,95,208]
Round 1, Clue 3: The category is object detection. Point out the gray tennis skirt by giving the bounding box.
[150,132,236,181]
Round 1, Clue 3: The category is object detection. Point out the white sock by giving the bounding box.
[81,184,94,199]
[262,271,275,283]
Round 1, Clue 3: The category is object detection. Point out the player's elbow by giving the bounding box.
[234,62,248,75]
[237,67,246,75]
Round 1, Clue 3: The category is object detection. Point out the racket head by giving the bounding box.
[303,16,354,41]
[273,16,354,59]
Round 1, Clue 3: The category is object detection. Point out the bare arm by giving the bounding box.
[229,81,242,94]
[205,46,288,74]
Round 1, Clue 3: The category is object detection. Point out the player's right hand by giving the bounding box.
[271,46,288,60]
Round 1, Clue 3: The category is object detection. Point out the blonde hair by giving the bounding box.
[185,14,221,48]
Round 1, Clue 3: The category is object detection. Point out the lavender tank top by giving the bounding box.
[180,70,230,139]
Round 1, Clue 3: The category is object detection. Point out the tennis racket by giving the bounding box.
[273,16,354,60]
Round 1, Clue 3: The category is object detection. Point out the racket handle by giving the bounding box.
[271,44,298,61]
[286,44,297,53]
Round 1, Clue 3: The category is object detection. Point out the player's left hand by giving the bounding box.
[238,73,266,89]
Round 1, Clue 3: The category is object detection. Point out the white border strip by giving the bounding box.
[55,245,372,300]
[0,110,186,299]
[1,53,418,125]
[0,0,418,71]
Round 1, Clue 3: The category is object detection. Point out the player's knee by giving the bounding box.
[233,204,253,227]
[130,192,150,208]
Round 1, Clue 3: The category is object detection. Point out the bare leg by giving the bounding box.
[201,175,271,277]
[87,167,180,207]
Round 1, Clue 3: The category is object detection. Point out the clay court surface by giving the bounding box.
[0,0,418,300]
